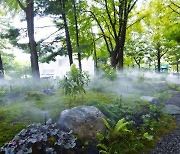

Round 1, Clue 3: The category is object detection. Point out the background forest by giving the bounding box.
[0,0,179,79]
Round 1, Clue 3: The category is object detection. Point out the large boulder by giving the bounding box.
[57,106,105,143]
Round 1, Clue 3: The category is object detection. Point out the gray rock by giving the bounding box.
[140,96,159,104]
[167,92,180,107]
[162,105,180,115]
[57,106,106,143]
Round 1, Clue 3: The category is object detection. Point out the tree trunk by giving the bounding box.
[157,46,161,73]
[111,41,120,68]
[61,0,73,66]
[93,42,98,70]
[110,16,128,69]
[0,53,4,78]
[25,0,40,79]
[134,57,141,70]
[138,63,140,69]
[91,32,98,74]
[73,0,82,71]
[111,51,117,68]
[177,62,179,73]
[117,18,128,70]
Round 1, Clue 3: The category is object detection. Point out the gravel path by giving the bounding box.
[149,93,180,154]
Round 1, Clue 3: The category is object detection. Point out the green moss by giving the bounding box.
[0,120,26,147]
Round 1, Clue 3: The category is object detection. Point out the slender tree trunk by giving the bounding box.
[0,53,4,78]
[138,63,140,69]
[73,0,82,70]
[134,57,141,70]
[25,0,40,79]
[61,0,73,66]
[157,46,161,73]
[177,62,179,73]
[91,32,98,74]
[93,41,98,70]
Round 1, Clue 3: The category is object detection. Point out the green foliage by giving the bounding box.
[97,118,131,154]
[143,132,153,141]
[168,83,180,91]
[101,64,117,80]
[60,64,90,105]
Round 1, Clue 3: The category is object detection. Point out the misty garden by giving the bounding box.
[0,0,180,154]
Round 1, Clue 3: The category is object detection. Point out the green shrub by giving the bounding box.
[97,118,131,154]
[101,64,117,80]
[60,64,90,106]
[97,118,153,154]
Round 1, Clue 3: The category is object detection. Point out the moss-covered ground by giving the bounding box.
[0,78,179,153]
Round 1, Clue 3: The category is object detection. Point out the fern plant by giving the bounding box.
[97,118,131,154]
[97,118,154,154]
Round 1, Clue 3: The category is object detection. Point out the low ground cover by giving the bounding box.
[0,73,179,153]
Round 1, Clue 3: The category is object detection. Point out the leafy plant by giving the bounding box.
[0,122,77,153]
[60,64,90,106]
[97,118,131,154]
[101,64,117,81]
[143,132,153,141]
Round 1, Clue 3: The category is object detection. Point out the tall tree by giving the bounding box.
[0,11,10,78]
[36,0,74,66]
[144,0,179,72]
[125,34,151,69]
[37,0,93,68]
[59,0,73,66]
[72,0,82,70]
[0,0,40,79]
[89,0,140,69]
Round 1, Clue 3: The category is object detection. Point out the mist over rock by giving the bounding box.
[162,105,180,115]
[140,96,159,105]
[163,92,180,115]
[57,106,106,143]
[167,92,180,107]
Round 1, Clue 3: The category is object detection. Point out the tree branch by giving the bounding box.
[15,0,26,11]
[85,10,111,54]
[127,16,146,29]
[112,0,116,25]
[128,0,138,13]
[104,0,117,38]
[160,50,168,58]
[168,5,180,15]
[38,29,62,44]
[170,0,180,8]
[102,16,115,40]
